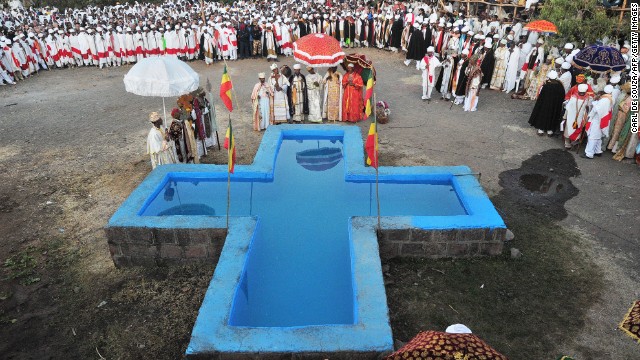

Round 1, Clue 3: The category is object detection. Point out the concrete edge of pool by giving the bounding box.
[185,216,394,357]
[105,125,506,358]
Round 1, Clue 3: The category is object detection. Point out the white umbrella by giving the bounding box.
[123,55,200,126]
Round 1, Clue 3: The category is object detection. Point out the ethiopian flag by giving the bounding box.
[365,118,378,169]
[219,65,233,112]
[223,118,236,173]
[362,68,374,117]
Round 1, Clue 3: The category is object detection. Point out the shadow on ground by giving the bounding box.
[384,149,604,359]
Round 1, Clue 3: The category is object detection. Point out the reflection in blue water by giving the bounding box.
[141,137,466,327]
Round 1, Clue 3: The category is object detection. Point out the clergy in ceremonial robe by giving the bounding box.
[563,84,590,149]
[269,63,290,123]
[146,112,177,169]
[323,66,343,121]
[342,63,364,122]
[251,72,273,131]
[306,66,323,123]
[287,64,309,122]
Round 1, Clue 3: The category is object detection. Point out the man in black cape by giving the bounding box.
[404,20,431,69]
[389,14,403,51]
[287,64,309,122]
[344,15,356,48]
[298,16,309,38]
[528,70,566,136]
[453,52,471,104]
[479,43,495,88]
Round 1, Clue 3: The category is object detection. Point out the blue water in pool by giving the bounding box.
[141,136,466,327]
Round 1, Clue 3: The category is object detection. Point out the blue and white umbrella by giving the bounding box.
[572,45,626,73]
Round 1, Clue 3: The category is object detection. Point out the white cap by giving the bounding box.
[604,84,613,93]
[507,35,513,40]
[556,56,565,64]
[484,43,491,48]
[564,43,574,50]
[270,63,278,70]
[468,31,474,36]
[561,62,571,70]
[461,26,469,32]
[500,39,507,45]
[258,72,266,78]
[547,70,558,80]
[426,46,434,52]
[445,324,472,334]
[347,63,355,67]
[577,84,588,92]
[493,34,499,39]
[537,38,544,44]
[610,75,620,84]
[293,63,301,70]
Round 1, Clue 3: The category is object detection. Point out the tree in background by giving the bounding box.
[538,0,628,46]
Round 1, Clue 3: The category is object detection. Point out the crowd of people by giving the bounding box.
[1,1,637,165]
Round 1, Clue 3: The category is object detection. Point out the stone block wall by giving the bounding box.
[377,227,506,260]
[105,226,228,267]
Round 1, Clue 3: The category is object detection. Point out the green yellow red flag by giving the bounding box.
[365,117,378,169]
[219,65,233,112]
[223,118,236,173]
[363,69,374,117]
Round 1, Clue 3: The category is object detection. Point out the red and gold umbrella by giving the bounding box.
[386,331,508,360]
[523,20,558,34]
[293,33,345,67]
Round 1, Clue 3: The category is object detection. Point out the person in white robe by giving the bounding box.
[464,60,482,112]
[305,66,323,123]
[563,84,590,149]
[503,43,520,93]
[269,63,290,123]
[86,29,98,66]
[94,27,108,68]
[438,54,454,100]
[583,85,614,159]
[202,28,215,65]
[68,29,83,66]
[418,46,441,101]
[251,72,273,130]
[124,27,136,63]
[558,62,572,93]
[146,112,177,169]
[77,28,92,66]
[490,39,509,90]
[154,26,165,55]
[45,30,61,68]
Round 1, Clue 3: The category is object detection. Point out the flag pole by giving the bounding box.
[226,113,231,230]
[374,93,381,231]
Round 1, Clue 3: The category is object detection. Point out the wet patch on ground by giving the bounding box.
[497,149,580,220]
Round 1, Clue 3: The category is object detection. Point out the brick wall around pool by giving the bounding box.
[104,224,505,268]
[104,226,228,268]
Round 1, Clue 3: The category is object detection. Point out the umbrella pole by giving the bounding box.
[162,97,167,128]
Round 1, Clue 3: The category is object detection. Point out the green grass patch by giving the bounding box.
[2,247,40,286]
[384,210,603,359]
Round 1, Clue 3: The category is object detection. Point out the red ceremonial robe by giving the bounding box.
[342,72,364,122]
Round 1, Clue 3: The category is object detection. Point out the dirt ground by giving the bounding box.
[0,48,638,359]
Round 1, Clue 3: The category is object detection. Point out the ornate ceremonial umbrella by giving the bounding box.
[386,331,508,360]
[572,44,627,73]
[523,19,558,34]
[340,53,377,80]
[293,33,345,67]
[123,55,200,126]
